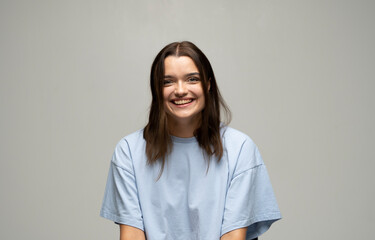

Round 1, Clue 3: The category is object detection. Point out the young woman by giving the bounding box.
[100,41,281,240]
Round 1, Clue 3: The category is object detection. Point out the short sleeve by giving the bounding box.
[221,140,281,239]
[100,139,144,231]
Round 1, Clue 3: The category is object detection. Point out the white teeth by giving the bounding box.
[173,99,192,105]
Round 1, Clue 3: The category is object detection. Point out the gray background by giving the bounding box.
[1,0,374,239]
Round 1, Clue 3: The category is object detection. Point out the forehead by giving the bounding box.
[164,56,199,75]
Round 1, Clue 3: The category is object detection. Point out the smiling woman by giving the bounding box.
[100,41,281,240]
[162,56,206,137]
[142,41,230,170]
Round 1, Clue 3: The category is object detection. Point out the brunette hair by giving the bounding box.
[143,41,231,175]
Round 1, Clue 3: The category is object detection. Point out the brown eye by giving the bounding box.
[163,80,173,85]
[187,77,200,82]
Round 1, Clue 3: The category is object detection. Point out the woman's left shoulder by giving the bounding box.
[221,125,256,147]
[220,125,264,171]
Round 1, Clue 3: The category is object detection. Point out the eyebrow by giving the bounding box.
[164,72,200,78]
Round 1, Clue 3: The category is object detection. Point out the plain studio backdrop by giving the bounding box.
[1,0,374,239]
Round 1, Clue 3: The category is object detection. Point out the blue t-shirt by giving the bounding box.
[100,127,281,240]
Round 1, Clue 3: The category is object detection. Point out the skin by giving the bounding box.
[220,227,248,240]
[163,56,206,138]
[119,224,247,240]
[119,225,145,240]
[119,56,249,240]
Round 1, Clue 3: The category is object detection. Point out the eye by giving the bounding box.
[187,77,200,83]
[163,79,173,85]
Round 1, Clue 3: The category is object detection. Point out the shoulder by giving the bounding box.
[122,129,145,147]
[221,126,263,174]
[112,129,145,169]
[114,129,144,153]
[221,126,257,149]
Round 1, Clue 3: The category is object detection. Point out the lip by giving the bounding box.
[170,98,195,107]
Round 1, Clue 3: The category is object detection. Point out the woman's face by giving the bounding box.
[163,56,206,125]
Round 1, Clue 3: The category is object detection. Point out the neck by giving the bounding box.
[167,116,200,138]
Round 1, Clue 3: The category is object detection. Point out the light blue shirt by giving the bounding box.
[100,127,281,240]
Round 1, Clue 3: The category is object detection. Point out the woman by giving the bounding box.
[100,41,281,240]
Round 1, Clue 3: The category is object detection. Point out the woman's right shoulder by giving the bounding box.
[115,129,146,149]
[111,129,146,168]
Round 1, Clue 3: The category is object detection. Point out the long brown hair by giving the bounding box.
[143,41,231,175]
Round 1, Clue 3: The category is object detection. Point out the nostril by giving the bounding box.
[175,93,188,98]
[174,88,188,97]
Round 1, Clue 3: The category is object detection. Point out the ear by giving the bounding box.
[207,78,211,91]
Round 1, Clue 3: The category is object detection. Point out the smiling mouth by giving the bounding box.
[172,99,193,105]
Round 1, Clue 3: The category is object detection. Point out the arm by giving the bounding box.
[220,227,259,240]
[119,225,146,240]
[220,227,247,240]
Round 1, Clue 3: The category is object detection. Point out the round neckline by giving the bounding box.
[171,135,197,143]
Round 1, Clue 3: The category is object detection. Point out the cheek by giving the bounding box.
[196,91,206,109]
[163,88,173,109]
[195,86,205,101]
[163,88,170,100]
[199,89,207,109]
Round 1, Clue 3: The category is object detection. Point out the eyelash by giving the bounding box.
[187,77,200,82]
[163,80,173,85]
[163,77,200,85]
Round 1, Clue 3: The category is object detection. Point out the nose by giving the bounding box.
[174,81,188,97]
